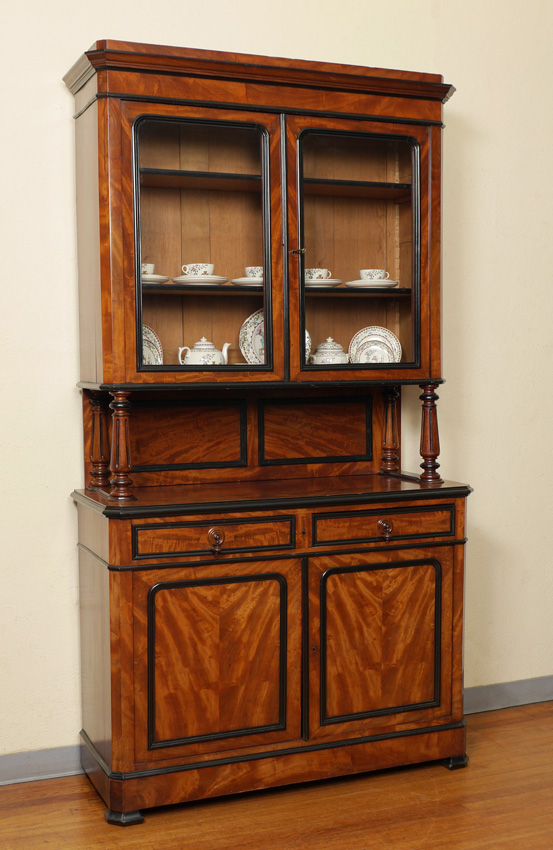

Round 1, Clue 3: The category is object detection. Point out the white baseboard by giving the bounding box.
[1,675,551,785]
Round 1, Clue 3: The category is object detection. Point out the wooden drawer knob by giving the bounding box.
[207,527,225,554]
[377,519,394,542]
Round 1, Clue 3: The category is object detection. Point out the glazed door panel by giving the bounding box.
[133,558,302,763]
[118,102,285,383]
[286,115,437,382]
[308,546,454,741]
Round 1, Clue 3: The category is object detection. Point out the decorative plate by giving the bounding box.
[304,278,342,287]
[142,274,170,283]
[142,337,163,365]
[348,326,401,364]
[142,324,163,363]
[239,310,311,365]
[171,275,228,285]
[231,277,264,286]
[344,279,399,288]
[239,309,265,364]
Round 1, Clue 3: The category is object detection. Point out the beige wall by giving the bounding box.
[1,0,552,756]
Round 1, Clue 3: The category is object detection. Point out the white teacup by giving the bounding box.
[360,269,390,280]
[142,263,155,275]
[245,266,263,278]
[305,268,332,280]
[182,263,215,276]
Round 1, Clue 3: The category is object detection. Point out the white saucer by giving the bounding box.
[231,277,264,285]
[142,274,170,283]
[305,278,342,287]
[172,275,228,285]
[345,280,399,288]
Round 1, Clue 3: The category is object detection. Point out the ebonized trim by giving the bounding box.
[133,115,274,375]
[311,503,455,547]
[132,515,296,559]
[257,396,372,466]
[319,558,442,724]
[147,573,288,750]
[80,719,465,781]
[77,378,446,390]
[107,538,468,572]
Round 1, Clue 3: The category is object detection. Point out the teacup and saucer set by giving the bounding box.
[304,268,342,287]
[172,263,228,285]
[141,263,169,284]
[345,269,398,288]
[231,266,264,286]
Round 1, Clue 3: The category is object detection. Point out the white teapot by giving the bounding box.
[178,337,231,366]
[309,337,348,365]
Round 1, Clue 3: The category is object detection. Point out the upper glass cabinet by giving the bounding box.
[134,117,273,372]
[294,127,420,374]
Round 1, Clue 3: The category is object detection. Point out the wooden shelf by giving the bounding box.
[142,283,264,295]
[304,286,412,296]
[140,168,262,192]
[303,178,411,200]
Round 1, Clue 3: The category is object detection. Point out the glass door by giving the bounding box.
[287,116,432,381]
[125,105,284,382]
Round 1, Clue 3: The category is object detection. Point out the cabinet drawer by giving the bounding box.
[312,504,455,547]
[132,516,296,559]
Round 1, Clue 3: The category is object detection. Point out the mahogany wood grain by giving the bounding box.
[3,705,553,847]
[88,395,110,489]
[78,546,112,765]
[260,399,370,462]
[108,392,135,499]
[74,100,103,384]
[132,559,303,761]
[307,546,455,742]
[321,561,437,718]
[419,383,443,483]
[133,516,294,558]
[312,505,454,546]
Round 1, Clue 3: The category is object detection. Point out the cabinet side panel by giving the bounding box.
[75,102,103,383]
[79,547,111,766]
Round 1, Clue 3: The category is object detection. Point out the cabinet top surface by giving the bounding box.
[73,475,471,518]
[64,39,454,102]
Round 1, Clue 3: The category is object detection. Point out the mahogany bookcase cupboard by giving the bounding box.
[64,40,471,826]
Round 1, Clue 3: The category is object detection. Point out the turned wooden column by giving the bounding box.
[88,395,110,490]
[380,386,400,473]
[419,383,443,484]
[109,391,135,500]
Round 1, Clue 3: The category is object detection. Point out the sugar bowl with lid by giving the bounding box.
[309,337,349,365]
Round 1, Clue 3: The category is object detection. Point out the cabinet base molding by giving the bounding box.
[81,724,466,820]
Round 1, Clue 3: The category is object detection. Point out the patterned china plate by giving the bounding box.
[304,278,342,287]
[142,337,163,365]
[141,274,170,283]
[239,310,311,364]
[239,309,265,364]
[143,325,163,363]
[345,280,399,288]
[348,326,401,364]
[171,275,228,285]
[231,277,263,285]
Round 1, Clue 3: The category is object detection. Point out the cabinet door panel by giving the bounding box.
[308,547,454,741]
[133,559,302,763]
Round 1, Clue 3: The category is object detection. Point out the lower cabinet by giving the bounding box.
[77,501,467,823]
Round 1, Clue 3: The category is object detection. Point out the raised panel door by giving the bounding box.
[132,558,303,763]
[308,546,455,741]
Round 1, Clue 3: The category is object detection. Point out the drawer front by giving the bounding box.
[312,504,455,547]
[133,515,296,559]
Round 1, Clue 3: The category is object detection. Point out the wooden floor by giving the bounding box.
[1,703,552,849]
